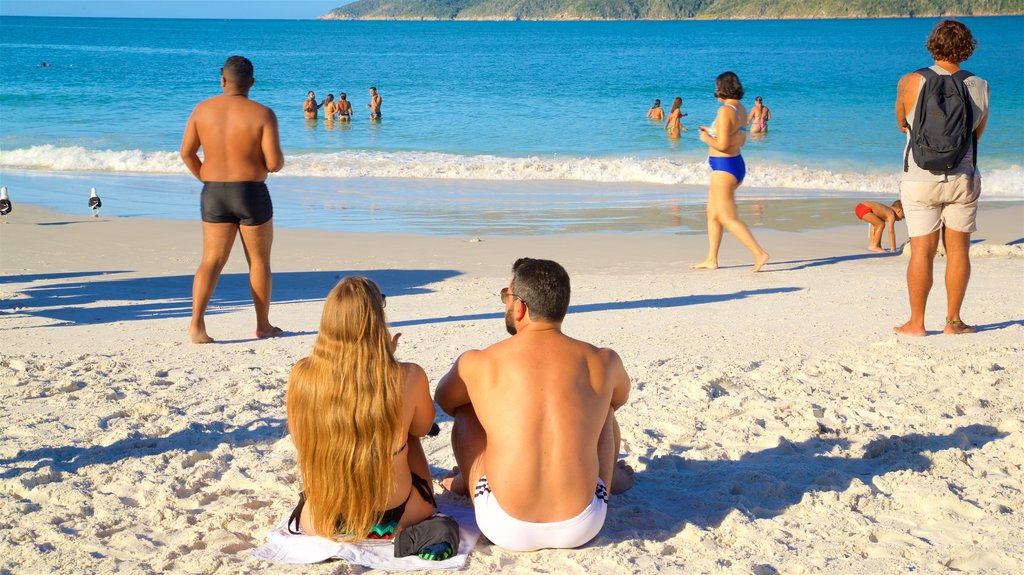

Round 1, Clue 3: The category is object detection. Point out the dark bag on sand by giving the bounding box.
[394,514,460,560]
[904,67,977,175]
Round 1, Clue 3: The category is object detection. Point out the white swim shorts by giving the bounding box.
[472,475,608,552]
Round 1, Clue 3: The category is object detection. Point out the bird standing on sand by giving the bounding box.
[88,187,102,217]
[0,187,11,223]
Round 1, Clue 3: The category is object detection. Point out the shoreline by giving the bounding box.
[1,169,1022,236]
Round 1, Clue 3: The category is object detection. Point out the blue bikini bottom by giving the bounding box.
[708,155,746,183]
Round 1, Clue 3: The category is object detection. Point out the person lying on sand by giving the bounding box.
[435,258,635,552]
[853,200,904,253]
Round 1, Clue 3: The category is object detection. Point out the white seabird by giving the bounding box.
[0,186,11,223]
[89,187,102,217]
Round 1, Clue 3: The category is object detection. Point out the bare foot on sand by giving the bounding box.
[611,460,635,494]
[256,326,284,339]
[944,320,976,335]
[868,246,885,253]
[189,330,214,344]
[893,321,927,336]
[441,467,469,497]
[752,251,770,273]
[689,260,718,270]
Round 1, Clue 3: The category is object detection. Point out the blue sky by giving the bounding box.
[0,1,352,19]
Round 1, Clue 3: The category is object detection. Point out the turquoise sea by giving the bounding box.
[1,16,1021,233]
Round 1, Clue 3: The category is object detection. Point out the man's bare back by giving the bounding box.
[181,94,282,182]
[460,330,626,520]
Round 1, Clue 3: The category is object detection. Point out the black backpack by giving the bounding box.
[904,67,977,174]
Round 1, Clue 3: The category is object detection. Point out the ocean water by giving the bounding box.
[0,16,1021,232]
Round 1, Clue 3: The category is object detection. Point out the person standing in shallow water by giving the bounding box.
[323,94,337,121]
[647,99,665,121]
[691,71,769,273]
[336,92,352,122]
[367,86,382,119]
[304,90,322,119]
[663,97,687,139]
[180,55,284,343]
[748,96,771,134]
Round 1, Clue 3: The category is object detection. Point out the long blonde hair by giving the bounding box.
[287,277,401,541]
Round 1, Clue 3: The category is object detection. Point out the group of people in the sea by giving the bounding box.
[175,18,988,559]
[304,86,381,121]
[648,94,771,138]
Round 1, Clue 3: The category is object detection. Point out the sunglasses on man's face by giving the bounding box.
[499,287,526,306]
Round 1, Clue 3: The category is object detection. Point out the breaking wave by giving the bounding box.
[2,145,1021,197]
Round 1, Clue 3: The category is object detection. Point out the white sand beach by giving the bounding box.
[2,202,1023,574]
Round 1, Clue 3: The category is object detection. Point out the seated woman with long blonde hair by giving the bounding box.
[286,277,437,541]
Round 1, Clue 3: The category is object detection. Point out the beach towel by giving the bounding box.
[251,504,479,570]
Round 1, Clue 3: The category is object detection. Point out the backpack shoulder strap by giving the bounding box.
[951,69,978,172]
[916,67,938,80]
[952,69,973,82]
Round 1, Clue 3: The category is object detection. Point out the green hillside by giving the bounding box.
[321,0,1023,20]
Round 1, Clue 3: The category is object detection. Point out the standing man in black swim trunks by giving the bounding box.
[180,55,285,344]
[367,86,382,120]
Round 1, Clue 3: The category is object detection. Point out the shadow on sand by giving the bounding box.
[1,269,461,327]
[0,418,287,479]
[600,423,1004,543]
[765,252,894,272]
[974,319,1024,332]
[4,417,1004,556]
[392,287,803,328]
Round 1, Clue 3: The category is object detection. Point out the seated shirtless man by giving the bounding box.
[435,257,633,552]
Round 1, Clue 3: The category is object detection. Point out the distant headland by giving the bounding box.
[320,0,1023,21]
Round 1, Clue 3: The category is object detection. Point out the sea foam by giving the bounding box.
[2,145,1021,198]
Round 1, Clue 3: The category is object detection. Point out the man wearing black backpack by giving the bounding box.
[893,20,989,336]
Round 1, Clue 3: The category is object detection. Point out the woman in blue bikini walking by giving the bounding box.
[691,71,770,272]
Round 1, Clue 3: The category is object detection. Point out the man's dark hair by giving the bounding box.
[926,20,976,64]
[511,258,570,323]
[714,71,744,100]
[222,55,254,85]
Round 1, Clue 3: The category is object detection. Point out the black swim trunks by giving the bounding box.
[200,181,273,226]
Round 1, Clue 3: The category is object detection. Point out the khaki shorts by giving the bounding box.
[899,175,980,237]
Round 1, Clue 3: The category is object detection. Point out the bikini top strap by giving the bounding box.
[723,102,743,123]
[410,471,436,507]
[287,492,307,535]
